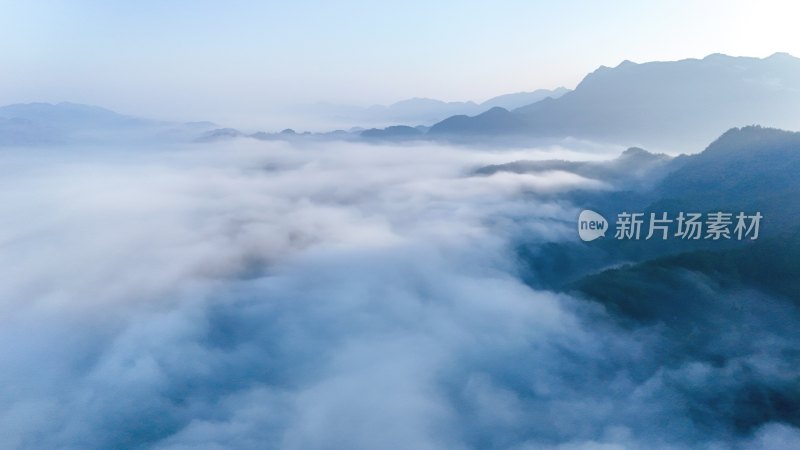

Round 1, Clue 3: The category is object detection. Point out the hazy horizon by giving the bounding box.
[2,0,799,129]
[2,51,797,133]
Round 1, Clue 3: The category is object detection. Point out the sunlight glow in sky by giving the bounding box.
[1,0,798,127]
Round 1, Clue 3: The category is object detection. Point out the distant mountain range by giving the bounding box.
[425,53,800,150]
[289,87,570,128]
[0,102,215,146]
[4,53,800,151]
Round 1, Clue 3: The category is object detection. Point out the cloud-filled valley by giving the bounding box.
[0,135,797,449]
[3,0,800,446]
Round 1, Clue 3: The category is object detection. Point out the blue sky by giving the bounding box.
[1,0,798,127]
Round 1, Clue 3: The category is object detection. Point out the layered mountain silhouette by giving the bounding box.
[0,102,215,146]
[6,53,800,152]
[293,87,570,128]
[426,53,800,150]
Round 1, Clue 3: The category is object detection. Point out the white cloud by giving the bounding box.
[0,139,794,449]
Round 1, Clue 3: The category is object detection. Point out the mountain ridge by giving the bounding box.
[426,53,800,150]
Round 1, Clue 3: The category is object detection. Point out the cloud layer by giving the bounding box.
[0,140,795,449]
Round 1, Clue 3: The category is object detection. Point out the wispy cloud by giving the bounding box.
[0,139,795,449]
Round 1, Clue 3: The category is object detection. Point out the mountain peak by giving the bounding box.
[701,125,800,155]
[619,146,651,157]
[768,51,795,58]
[482,106,510,115]
[702,53,733,61]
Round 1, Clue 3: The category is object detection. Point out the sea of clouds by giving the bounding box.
[0,139,796,449]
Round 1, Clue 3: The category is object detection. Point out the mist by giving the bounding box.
[0,137,794,449]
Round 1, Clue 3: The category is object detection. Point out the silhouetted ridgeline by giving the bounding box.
[424,53,800,150]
